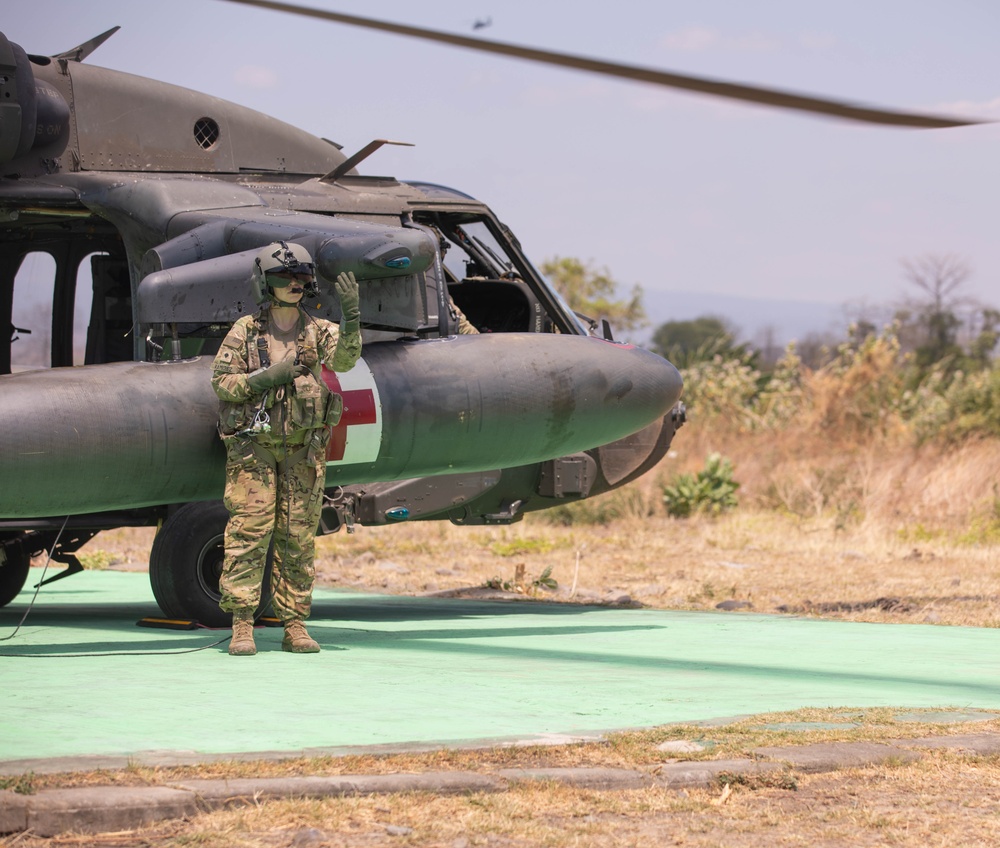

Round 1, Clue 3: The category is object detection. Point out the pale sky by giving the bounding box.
[5,0,999,337]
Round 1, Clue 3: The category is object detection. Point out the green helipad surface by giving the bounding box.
[2,569,1000,768]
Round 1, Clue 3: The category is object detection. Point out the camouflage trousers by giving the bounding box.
[219,428,330,621]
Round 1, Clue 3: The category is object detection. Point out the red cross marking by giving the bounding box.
[321,367,378,461]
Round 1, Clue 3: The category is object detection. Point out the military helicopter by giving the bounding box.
[0,7,979,626]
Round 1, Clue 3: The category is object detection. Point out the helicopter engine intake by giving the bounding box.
[0,35,70,166]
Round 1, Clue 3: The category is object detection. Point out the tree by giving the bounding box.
[649,316,743,368]
[795,330,840,370]
[540,257,646,334]
[969,308,1000,368]
[898,253,972,367]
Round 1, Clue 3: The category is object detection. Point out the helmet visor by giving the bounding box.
[265,264,315,287]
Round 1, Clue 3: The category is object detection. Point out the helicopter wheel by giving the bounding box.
[149,501,271,628]
[0,533,32,608]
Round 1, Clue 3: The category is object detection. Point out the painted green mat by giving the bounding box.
[2,570,1000,764]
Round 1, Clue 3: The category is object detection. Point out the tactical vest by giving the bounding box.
[218,310,343,438]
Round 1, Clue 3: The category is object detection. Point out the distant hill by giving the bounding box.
[634,289,852,348]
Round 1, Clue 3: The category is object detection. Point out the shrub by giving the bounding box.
[679,345,803,432]
[905,365,1000,443]
[662,453,740,517]
[802,329,907,439]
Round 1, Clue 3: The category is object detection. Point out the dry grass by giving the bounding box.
[6,710,1000,847]
[672,419,1000,531]
[23,768,1000,848]
[148,762,1000,848]
[300,507,1000,628]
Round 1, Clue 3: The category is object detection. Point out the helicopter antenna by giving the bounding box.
[320,139,414,183]
[53,26,121,62]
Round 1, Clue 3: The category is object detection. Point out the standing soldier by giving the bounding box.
[211,241,362,656]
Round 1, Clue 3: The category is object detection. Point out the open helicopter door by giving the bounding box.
[84,254,133,364]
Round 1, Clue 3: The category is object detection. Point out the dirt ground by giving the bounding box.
[314,512,1000,628]
[89,507,1000,629]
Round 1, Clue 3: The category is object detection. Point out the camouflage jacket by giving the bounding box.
[211,307,362,438]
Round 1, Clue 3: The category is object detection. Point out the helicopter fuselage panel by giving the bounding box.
[0,336,681,520]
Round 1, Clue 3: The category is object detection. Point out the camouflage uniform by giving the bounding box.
[449,297,479,335]
[211,308,361,620]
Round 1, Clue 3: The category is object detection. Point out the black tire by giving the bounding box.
[149,501,271,627]
[0,533,32,608]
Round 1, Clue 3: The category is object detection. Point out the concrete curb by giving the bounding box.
[166,771,506,804]
[3,733,998,838]
[750,741,923,772]
[11,786,198,838]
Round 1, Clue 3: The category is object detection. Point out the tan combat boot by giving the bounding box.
[282,619,320,653]
[228,609,257,656]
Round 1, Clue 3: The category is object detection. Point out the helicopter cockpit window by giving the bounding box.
[424,216,585,336]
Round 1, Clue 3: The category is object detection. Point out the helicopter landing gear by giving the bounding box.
[0,533,32,608]
[149,501,271,628]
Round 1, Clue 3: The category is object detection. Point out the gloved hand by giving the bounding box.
[246,357,298,394]
[335,271,360,326]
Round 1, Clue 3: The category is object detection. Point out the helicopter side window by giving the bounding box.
[7,251,56,372]
[412,210,587,336]
[2,241,135,373]
[448,279,539,334]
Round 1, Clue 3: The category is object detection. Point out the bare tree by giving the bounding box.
[898,253,975,364]
[901,253,972,313]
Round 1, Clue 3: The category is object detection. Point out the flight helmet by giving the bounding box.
[251,241,316,304]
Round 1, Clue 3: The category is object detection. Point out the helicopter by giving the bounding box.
[0,7,979,626]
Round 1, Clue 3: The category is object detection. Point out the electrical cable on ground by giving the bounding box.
[0,516,234,658]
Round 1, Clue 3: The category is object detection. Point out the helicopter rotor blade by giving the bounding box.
[220,0,985,129]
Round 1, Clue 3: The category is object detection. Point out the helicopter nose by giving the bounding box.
[534,337,683,459]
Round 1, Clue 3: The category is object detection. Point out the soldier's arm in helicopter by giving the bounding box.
[318,271,363,372]
[450,298,479,334]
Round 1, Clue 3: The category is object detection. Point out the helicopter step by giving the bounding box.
[0,528,99,606]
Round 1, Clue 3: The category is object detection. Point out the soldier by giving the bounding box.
[211,241,362,656]
[450,298,479,335]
